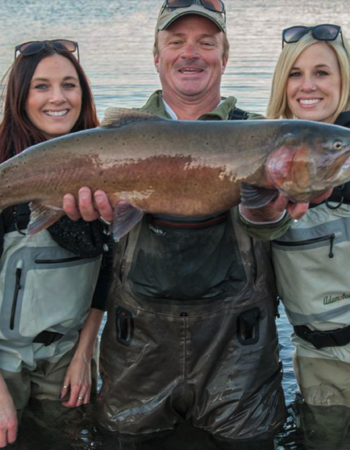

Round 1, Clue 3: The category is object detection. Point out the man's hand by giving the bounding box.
[240,189,333,223]
[63,188,113,223]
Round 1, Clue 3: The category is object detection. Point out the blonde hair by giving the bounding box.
[266,29,350,123]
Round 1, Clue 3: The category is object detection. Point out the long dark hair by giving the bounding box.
[0,46,99,163]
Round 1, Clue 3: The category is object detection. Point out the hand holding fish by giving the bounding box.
[63,187,331,229]
[240,189,333,223]
[63,188,112,223]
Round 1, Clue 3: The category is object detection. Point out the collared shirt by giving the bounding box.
[140,89,263,121]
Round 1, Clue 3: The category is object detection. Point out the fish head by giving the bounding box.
[267,120,350,202]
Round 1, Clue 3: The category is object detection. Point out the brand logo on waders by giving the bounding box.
[324,292,350,305]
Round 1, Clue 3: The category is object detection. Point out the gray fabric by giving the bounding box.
[286,303,350,326]
[97,212,286,440]
[272,214,350,246]
[0,229,101,372]
[292,345,350,407]
[294,398,350,449]
[128,214,247,301]
[1,342,99,410]
[272,202,350,332]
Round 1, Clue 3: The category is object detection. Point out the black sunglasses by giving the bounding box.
[15,39,79,61]
[165,0,225,14]
[282,24,344,48]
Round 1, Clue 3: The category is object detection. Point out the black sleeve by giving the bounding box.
[48,216,115,311]
[91,237,115,311]
[48,216,109,258]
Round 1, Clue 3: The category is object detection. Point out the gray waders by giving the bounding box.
[97,209,286,441]
[0,229,101,407]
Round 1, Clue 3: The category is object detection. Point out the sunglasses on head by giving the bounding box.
[15,39,79,61]
[282,24,343,48]
[165,0,225,14]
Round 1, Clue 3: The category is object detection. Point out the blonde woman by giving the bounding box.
[268,24,350,446]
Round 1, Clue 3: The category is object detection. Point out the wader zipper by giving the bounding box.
[180,312,188,381]
[34,256,83,264]
[10,262,23,330]
[274,233,338,258]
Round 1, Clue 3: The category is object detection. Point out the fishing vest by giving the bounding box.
[0,227,101,349]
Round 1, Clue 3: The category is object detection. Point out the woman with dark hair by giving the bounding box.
[0,40,108,448]
[0,40,98,162]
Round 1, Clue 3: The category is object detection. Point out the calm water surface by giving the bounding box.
[1,0,350,448]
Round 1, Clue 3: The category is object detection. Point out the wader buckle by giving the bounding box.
[237,307,261,346]
[116,306,134,346]
[33,330,64,346]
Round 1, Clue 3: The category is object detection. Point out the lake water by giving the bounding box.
[1,0,350,448]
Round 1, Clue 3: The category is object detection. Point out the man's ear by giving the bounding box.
[154,53,160,73]
[222,57,228,74]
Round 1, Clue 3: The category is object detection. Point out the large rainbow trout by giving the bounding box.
[1,109,350,239]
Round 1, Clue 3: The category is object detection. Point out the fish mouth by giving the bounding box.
[336,153,350,178]
[323,151,350,187]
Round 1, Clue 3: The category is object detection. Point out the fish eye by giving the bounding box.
[333,140,344,151]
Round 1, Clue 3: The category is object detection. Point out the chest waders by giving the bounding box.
[97,209,286,440]
[0,229,101,373]
[272,194,350,407]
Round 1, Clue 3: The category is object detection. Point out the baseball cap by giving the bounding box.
[156,0,226,33]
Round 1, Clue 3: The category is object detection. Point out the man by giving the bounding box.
[63,1,294,448]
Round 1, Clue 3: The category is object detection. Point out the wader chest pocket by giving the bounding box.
[34,256,84,264]
[237,307,261,345]
[274,232,341,258]
[116,306,134,346]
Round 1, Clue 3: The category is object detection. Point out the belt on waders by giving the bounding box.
[32,330,64,346]
[149,211,229,229]
[294,324,350,349]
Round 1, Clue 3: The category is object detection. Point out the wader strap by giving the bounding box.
[5,204,30,233]
[294,324,350,349]
[310,183,350,209]
[228,107,249,121]
[33,330,64,346]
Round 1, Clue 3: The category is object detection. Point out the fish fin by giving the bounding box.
[101,107,165,128]
[240,183,279,209]
[111,201,144,240]
[27,202,65,236]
